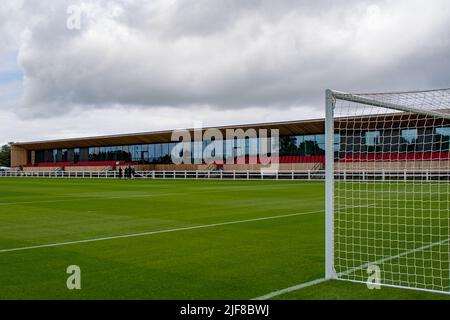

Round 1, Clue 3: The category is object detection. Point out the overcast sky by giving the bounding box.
[0,0,449,145]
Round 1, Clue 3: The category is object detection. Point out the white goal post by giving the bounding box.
[325,88,450,295]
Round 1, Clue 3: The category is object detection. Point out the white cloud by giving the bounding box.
[0,0,449,144]
[0,104,322,146]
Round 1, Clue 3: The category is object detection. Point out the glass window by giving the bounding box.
[249,138,258,156]
[155,144,162,162]
[122,146,130,162]
[99,147,105,161]
[315,134,325,144]
[66,149,74,162]
[160,143,169,163]
[244,138,250,156]
[170,143,176,163]
[334,133,340,144]
[280,136,298,156]
[135,145,142,162]
[401,129,417,144]
[303,135,315,156]
[116,146,123,161]
[436,127,450,152]
[112,146,119,161]
[79,148,88,162]
[62,149,68,162]
[192,141,202,163]
[225,139,234,160]
[365,131,380,146]
[294,136,304,156]
[162,143,169,157]
[36,150,44,163]
[55,149,62,162]
[88,148,94,161]
[104,147,111,161]
[334,133,341,152]
[149,144,155,162]
[204,140,216,159]
[128,145,135,161]
[201,140,210,159]
[73,148,80,162]
[169,142,176,159]
[315,134,325,155]
[436,127,450,137]
[296,135,304,147]
[236,139,245,157]
[401,129,417,152]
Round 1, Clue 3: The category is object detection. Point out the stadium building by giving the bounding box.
[10,114,450,172]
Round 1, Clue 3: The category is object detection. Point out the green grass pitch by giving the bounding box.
[0,177,448,299]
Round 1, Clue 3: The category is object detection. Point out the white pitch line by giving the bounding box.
[0,184,322,206]
[253,278,327,300]
[337,237,450,278]
[253,237,450,300]
[0,209,324,254]
[0,192,183,206]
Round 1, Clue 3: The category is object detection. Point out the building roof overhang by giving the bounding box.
[11,118,325,150]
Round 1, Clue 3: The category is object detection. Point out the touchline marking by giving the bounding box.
[0,209,324,254]
[253,237,450,300]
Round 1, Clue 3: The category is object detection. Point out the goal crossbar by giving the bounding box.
[330,89,450,121]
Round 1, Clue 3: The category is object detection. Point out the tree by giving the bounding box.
[280,136,299,156]
[298,140,324,156]
[0,144,11,167]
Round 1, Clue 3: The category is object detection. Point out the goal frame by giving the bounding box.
[325,88,450,294]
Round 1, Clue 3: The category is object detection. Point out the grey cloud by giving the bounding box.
[4,0,450,118]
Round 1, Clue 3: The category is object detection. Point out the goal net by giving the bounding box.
[325,88,450,295]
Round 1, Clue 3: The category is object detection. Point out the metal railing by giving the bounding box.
[0,170,325,181]
[1,169,449,181]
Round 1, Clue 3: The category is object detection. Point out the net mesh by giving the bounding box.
[332,88,450,294]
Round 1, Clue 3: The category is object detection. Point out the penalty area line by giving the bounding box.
[0,209,324,254]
